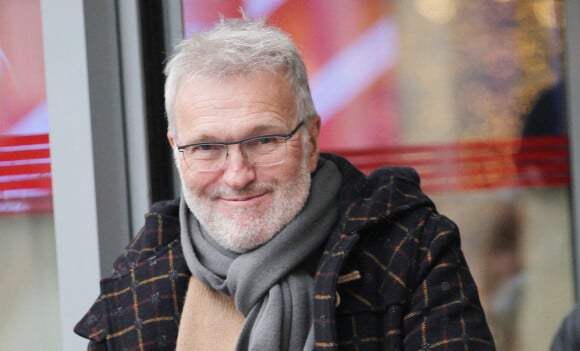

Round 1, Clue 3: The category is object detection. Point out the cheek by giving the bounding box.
[177,164,216,195]
[274,153,307,182]
[286,142,314,173]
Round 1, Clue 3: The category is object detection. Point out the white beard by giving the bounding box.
[181,156,312,253]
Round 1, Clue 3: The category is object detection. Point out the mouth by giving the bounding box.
[220,191,269,205]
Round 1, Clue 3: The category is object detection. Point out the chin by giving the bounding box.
[182,156,312,253]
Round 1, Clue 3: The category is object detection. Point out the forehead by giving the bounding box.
[173,71,298,142]
[176,71,294,118]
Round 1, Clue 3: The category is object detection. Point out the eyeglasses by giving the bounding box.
[176,121,304,172]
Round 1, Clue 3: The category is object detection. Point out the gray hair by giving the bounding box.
[163,18,317,134]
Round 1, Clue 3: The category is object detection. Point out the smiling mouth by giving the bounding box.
[221,191,268,203]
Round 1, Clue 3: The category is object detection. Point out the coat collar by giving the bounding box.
[320,153,434,236]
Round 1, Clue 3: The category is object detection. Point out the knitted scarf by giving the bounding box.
[180,159,341,350]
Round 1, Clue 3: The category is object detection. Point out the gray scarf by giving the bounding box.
[180,159,342,351]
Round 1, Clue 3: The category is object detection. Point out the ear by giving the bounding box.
[167,131,176,149]
[306,115,321,172]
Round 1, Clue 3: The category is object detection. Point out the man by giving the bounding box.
[75,18,495,350]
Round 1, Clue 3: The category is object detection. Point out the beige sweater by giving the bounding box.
[176,277,245,350]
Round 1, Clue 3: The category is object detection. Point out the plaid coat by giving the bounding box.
[75,153,495,350]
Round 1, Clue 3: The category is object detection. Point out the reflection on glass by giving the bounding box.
[0,0,61,350]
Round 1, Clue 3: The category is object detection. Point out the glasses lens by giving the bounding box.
[181,144,227,172]
[243,136,287,166]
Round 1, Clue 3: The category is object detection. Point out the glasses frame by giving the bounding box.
[176,121,305,172]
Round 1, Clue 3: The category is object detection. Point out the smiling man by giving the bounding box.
[75,18,496,351]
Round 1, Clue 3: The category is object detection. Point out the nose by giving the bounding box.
[221,144,256,189]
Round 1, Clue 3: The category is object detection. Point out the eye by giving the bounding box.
[183,143,224,158]
[257,136,277,145]
[195,144,218,151]
[244,136,282,149]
